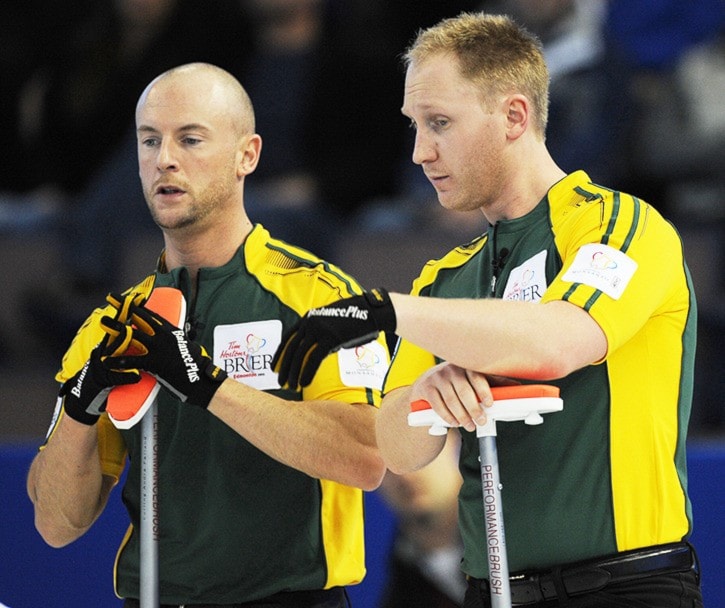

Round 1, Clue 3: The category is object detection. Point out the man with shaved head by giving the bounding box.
[27,63,388,607]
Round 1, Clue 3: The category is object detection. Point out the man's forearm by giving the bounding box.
[389,293,606,378]
[376,387,446,475]
[208,380,386,490]
[27,415,108,547]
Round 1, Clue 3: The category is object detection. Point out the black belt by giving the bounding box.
[468,542,697,605]
[123,586,346,608]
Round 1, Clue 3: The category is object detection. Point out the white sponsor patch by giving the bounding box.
[337,340,387,390]
[502,250,548,302]
[214,320,282,390]
[562,243,637,300]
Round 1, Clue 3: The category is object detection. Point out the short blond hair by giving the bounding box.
[404,12,550,136]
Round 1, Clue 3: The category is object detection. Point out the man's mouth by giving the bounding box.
[156,185,185,195]
[426,173,449,185]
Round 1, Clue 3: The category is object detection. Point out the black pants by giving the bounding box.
[123,587,349,608]
[464,568,702,607]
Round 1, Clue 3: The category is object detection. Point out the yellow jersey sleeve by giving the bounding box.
[542,191,687,359]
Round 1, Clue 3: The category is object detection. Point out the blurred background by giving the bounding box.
[1,0,724,606]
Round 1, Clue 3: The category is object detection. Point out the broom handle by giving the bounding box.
[140,401,159,608]
[478,432,512,607]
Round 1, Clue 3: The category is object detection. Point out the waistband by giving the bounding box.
[467,542,697,605]
[123,586,347,608]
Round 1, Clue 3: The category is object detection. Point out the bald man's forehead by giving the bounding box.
[156,80,249,131]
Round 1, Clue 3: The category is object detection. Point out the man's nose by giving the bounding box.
[412,131,436,165]
[156,140,178,171]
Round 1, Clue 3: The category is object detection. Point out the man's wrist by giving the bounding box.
[187,360,228,409]
[366,287,397,333]
[62,398,101,426]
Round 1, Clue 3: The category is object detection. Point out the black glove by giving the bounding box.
[60,332,141,426]
[273,287,396,390]
[101,303,227,408]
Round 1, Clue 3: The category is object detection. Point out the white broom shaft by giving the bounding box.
[140,401,159,608]
[478,435,512,608]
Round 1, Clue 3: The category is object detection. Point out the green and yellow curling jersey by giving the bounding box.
[385,171,697,576]
[48,225,389,604]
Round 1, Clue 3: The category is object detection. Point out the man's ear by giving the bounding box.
[505,94,529,140]
[238,133,262,177]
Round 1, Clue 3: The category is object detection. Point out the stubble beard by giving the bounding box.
[147,172,237,232]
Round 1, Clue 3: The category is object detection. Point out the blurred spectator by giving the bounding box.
[0,1,69,194]
[20,0,254,356]
[239,0,491,257]
[604,0,725,203]
[0,1,75,229]
[29,0,252,197]
[622,23,725,434]
[377,433,465,608]
[304,1,480,227]
[240,0,336,257]
[487,0,633,185]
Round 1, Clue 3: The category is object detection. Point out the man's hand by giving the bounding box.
[273,287,396,390]
[409,363,514,433]
[60,334,141,426]
[101,302,227,408]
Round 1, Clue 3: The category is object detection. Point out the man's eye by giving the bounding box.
[142,137,159,147]
[182,136,201,145]
[430,118,448,129]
